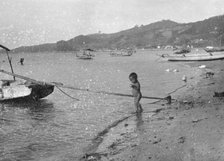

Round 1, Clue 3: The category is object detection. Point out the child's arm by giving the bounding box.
[130,82,140,90]
[130,84,136,88]
[130,83,137,89]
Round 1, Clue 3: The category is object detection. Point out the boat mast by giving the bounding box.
[0,44,15,80]
[6,50,15,80]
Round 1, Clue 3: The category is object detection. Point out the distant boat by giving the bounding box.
[164,51,224,61]
[173,47,191,54]
[76,49,94,60]
[0,44,54,102]
[204,46,224,53]
[110,49,134,57]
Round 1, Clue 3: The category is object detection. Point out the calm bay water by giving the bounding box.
[0,50,195,160]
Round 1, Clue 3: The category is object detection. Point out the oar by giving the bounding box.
[0,69,172,103]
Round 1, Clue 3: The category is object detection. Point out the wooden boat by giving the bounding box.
[76,49,94,60]
[76,54,93,59]
[204,47,224,53]
[165,51,224,61]
[173,48,191,54]
[0,44,54,101]
[110,49,133,57]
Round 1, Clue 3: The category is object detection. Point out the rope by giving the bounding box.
[146,84,187,105]
[0,69,173,101]
[55,86,79,101]
[155,56,162,62]
[155,53,164,62]
[167,84,187,95]
[147,85,187,104]
[51,81,171,100]
[147,99,162,104]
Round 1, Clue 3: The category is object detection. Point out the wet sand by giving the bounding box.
[80,59,224,161]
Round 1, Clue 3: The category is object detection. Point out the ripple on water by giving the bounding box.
[0,50,197,160]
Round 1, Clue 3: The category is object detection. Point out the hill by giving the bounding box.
[12,14,224,53]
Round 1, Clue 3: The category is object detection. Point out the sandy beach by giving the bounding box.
[80,59,224,161]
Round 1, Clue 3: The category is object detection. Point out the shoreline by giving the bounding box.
[79,59,224,161]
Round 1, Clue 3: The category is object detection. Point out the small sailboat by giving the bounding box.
[0,44,54,101]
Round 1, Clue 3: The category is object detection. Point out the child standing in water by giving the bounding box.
[129,72,143,113]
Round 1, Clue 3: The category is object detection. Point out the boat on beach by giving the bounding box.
[164,51,224,61]
[204,46,224,53]
[0,44,54,102]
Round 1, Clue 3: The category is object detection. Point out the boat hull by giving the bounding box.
[76,49,94,59]
[110,52,132,57]
[26,82,55,100]
[0,80,54,102]
[77,56,93,59]
[166,52,224,61]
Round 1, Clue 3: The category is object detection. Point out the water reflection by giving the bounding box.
[0,99,53,109]
[0,99,58,161]
[0,50,194,160]
[27,100,55,121]
[0,99,55,122]
[136,112,143,128]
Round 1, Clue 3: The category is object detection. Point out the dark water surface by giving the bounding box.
[0,50,195,160]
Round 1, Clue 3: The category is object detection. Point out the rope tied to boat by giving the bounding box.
[0,69,175,103]
[55,85,79,101]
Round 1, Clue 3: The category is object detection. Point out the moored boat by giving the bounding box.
[204,47,224,53]
[173,48,191,54]
[165,51,224,61]
[0,44,54,101]
[110,49,134,57]
[76,49,94,60]
[0,79,54,101]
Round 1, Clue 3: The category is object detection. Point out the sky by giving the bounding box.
[0,0,224,49]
